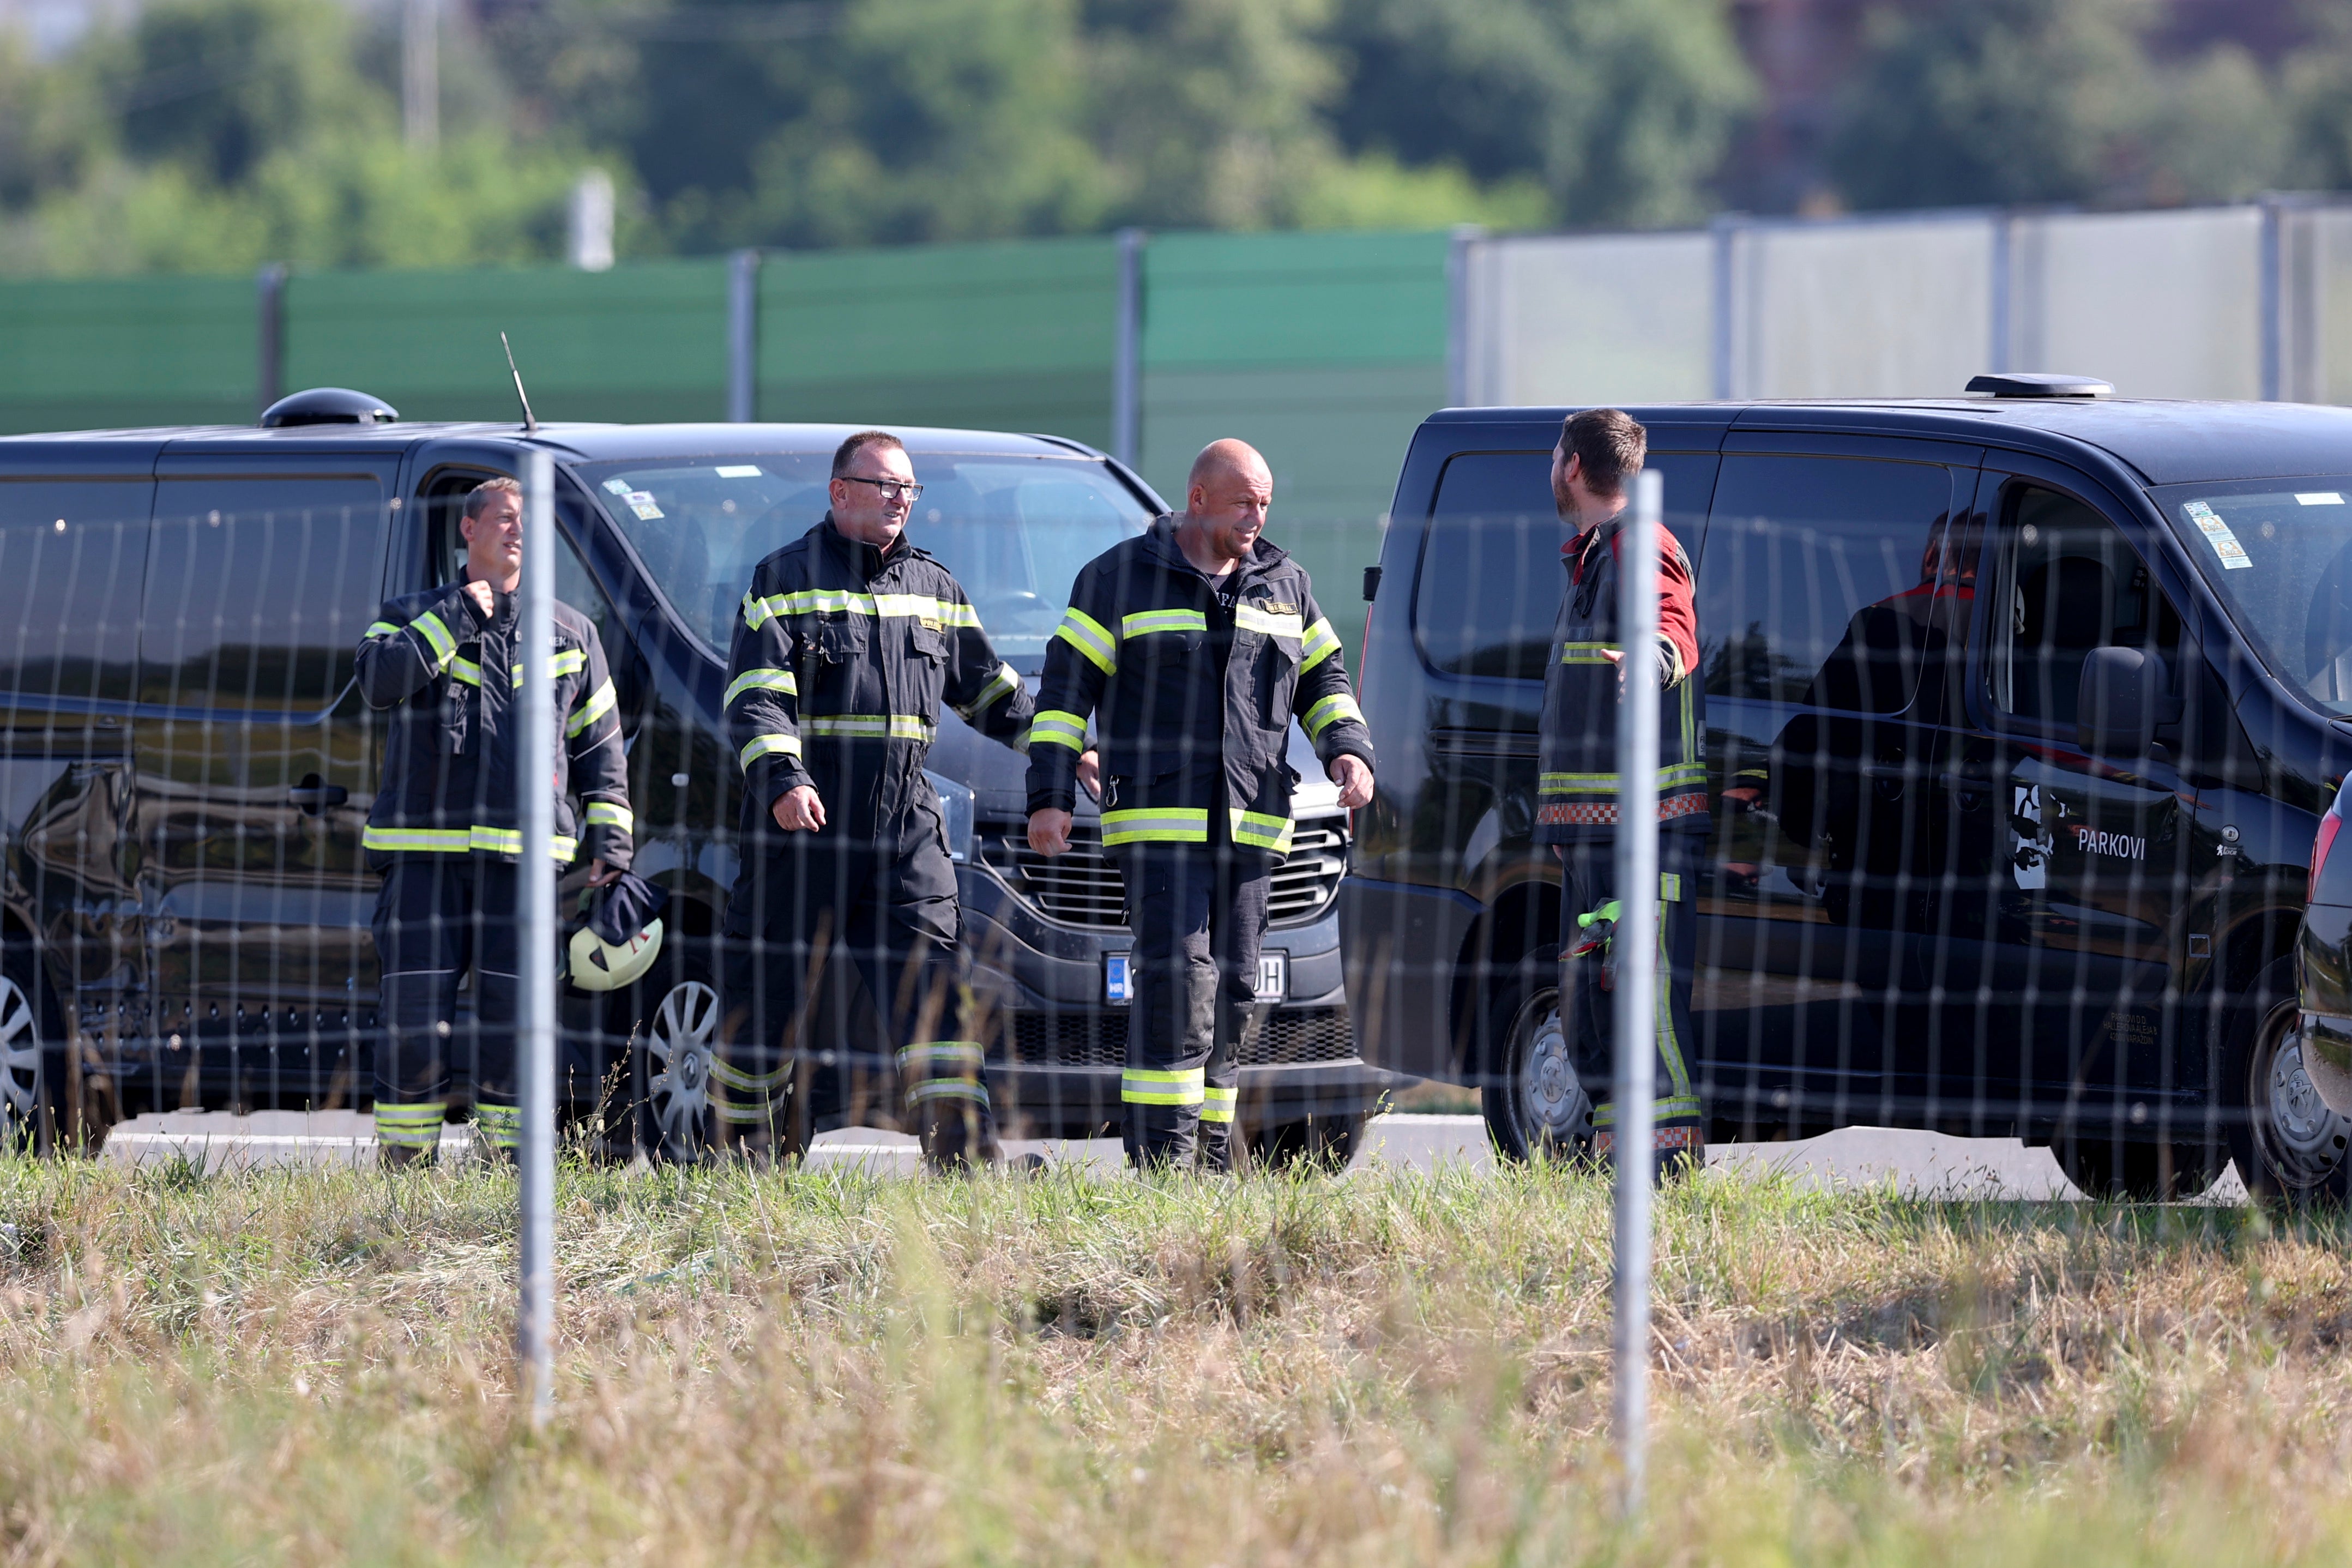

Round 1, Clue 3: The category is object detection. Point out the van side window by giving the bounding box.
[0,478,153,702]
[142,475,388,711]
[1698,455,1961,712]
[1985,486,2180,728]
[1413,450,1716,681]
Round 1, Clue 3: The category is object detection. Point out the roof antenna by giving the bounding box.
[500,331,539,433]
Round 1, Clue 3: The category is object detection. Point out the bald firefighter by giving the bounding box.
[1027,441,1376,1170]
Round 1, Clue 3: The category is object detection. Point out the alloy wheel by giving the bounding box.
[643,979,719,1156]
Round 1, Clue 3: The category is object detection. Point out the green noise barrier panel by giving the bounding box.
[1139,231,1451,660]
[283,261,732,426]
[0,273,257,436]
[756,236,1119,451]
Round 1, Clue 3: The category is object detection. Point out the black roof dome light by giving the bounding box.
[1965,372,2114,399]
[259,387,400,428]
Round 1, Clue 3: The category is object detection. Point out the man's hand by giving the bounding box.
[771,786,827,832]
[1028,807,1072,856]
[463,580,494,619]
[1076,749,1101,801]
[587,858,620,887]
[1329,753,1374,810]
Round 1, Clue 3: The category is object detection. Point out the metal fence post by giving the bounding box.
[728,249,761,423]
[1612,468,1663,1515]
[2261,196,2284,403]
[255,263,286,417]
[1708,217,1740,400]
[1446,223,1484,409]
[1112,228,1144,467]
[517,449,558,1427]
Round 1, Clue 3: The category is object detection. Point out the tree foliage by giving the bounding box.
[1826,0,2341,211]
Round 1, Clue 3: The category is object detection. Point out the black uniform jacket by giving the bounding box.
[1024,515,1374,858]
[1534,514,1709,844]
[354,575,635,869]
[725,516,1034,845]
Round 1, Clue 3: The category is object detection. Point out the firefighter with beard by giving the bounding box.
[1026,439,1375,1171]
[720,431,1034,1168]
[1534,408,1711,1178]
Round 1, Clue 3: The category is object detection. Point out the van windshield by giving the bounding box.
[576,451,1153,664]
[2156,479,2352,715]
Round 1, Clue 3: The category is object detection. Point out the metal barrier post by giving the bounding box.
[1612,468,1663,1513]
[517,449,557,1427]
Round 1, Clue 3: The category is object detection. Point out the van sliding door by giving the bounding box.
[135,460,394,1112]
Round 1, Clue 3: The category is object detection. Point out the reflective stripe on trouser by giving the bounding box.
[1110,829,1267,1172]
[373,1101,444,1150]
[718,811,998,1166]
[1558,835,1705,1156]
[371,854,536,1112]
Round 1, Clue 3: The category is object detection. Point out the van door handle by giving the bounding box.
[288,777,348,815]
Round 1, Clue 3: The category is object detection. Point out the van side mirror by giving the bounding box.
[2076,647,2168,757]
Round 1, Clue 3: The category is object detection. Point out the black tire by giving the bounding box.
[0,940,103,1157]
[1477,945,1595,1164]
[2228,957,2352,1206]
[1245,1109,1366,1172]
[626,944,722,1164]
[2053,1133,2222,1202]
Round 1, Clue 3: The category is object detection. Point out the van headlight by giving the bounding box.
[926,770,975,863]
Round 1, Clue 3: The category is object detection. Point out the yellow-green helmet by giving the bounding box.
[568,918,663,992]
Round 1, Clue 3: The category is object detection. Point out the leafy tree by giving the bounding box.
[1824,0,2308,210]
[1325,0,1754,227]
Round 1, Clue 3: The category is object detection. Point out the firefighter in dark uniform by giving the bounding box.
[1026,439,1376,1171]
[720,430,1034,1168]
[354,476,634,1165]
[1532,408,1710,1175]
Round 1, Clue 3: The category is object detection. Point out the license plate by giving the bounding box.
[1256,952,1288,1003]
[1105,952,1285,1002]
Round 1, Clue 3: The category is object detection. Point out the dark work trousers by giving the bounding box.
[1111,821,1270,1172]
[1558,833,1707,1172]
[371,853,527,1153]
[719,804,997,1166]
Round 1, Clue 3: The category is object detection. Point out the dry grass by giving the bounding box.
[3,1152,2352,1565]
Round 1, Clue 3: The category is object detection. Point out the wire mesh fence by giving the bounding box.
[0,450,1392,1176]
[0,405,2345,1210]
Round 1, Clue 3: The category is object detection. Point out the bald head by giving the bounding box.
[1188,438,1269,494]
[1178,438,1273,572]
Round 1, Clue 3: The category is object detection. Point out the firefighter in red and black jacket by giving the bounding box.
[721,431,1034,1168]
[1026,440,1376,1171]
[1532,408,1710,1175]
[354,477,634,1165]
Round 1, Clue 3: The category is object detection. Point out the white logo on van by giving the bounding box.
[2074,825,2145,861]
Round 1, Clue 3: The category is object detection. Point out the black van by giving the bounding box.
[0,398,1392,1160]
[1343,384,2352,1201]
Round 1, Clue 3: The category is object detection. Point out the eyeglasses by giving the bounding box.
[839,475,924,503]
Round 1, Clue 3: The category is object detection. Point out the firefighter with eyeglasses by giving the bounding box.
[720,430,1034,1168]
[1026,439,1376,1171]
[355,476,635,1165]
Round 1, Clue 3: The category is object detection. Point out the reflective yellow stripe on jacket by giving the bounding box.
[1054,606,1117,674]
[1027,709,1087,751]
[1228,809,1293,854]
[1100,807,1209,846]
[362,825,580,860]
[1302,693,1363,739]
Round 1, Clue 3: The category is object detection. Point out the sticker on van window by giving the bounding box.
[2185,500,2253,569]
[624,490,665,520]
[602,478,631,494]
[715,465,763,478]
[2298,492,2345,505]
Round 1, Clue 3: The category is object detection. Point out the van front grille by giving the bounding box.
[1005,1006,1356,1067]
[982,817,1348,930]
